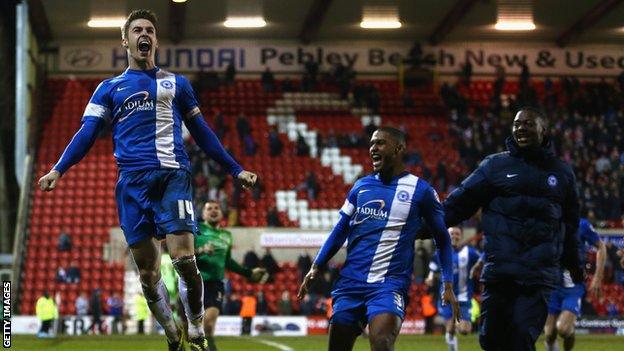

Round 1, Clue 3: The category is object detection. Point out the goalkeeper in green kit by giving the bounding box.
[182,200,268,351]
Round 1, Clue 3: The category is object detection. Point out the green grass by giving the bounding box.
[12,334,624,351]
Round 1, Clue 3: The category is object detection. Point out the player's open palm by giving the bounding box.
[442,282,460,323]
[297,266,319,300]
[38,170,61,192]
[237,170,257,189]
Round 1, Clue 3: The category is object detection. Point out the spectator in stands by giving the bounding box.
[75,292,89,316]
[256,291,268,316]
[224,293,242,315]
[302,73,315,92]
[266,206,281,227]
[240,291,256,334]
[281,77,295,92]
[296,171,319,200]
[461,61,473,86]
[297,252,312,282]
[520,62,530,90]
[243,133,256,156]
[195,69,220,94]
[57,230,71,251]
[35,291,57,338]
[134,292,149,334]
[402,91,414,108]
[299,294,314,316]
[261,67,275,92]
[56,267,67,283]
[295,132,310,156]
[225,63,236,85]
[243,250,260,268]
[236,113,251,140]
[305,60,319,81]
[87,289,104,334]
[407,41,423,68]
[213,111,227,139]
[278,291,292,315]
[107,292,124,334]
[67,261,81,283]
[261,248,280,278]
[268,126,283,157]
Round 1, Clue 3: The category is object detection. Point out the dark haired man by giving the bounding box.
[38,9,257,351]
[442,108,582,351]
[299,127,458,351]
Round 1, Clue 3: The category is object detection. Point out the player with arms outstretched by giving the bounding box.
[38,9,257,351]
[426,226,481,351]
[182,201,267,351]
[298,127,458,351]
[544,218,606,351]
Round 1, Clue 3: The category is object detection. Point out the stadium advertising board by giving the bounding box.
[261,232,330,248]
[575,317,624,334]
[214,316,243,336]
[306,316,329,335]
[59,42,624,76]
[399,319,426,335]
[251,316,308,336]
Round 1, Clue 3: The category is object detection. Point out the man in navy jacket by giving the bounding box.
[443,107,582,351]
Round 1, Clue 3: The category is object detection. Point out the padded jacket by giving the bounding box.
[444,137,582,287]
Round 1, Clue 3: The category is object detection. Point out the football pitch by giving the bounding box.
[12,334,623,351]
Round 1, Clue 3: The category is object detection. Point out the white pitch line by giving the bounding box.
[247,337,295,351]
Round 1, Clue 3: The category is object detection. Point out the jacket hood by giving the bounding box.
[506,135,555,161]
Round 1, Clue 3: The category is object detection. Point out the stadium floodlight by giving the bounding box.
[87,18,125,28]
[172,0,188,2]
[360,20,402,29]
[361,5,401,30]
[495,0,534,31]
[494,20,536,31]
[224,16,266,28]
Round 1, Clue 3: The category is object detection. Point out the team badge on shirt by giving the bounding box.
[547,175,558,187]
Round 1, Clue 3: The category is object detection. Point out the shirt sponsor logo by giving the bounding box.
[120,91,155,120]
[353,199,388,224]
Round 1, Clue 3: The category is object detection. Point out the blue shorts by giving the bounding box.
[438,300,471,321]
[115,169,197,246]
[330,276,408,329]
[547,284,584,316]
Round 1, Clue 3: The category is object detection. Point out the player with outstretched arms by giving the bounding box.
[38,9,257,351]
[298,127,458,351]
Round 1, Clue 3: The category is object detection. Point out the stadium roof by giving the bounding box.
[37,0,624,45]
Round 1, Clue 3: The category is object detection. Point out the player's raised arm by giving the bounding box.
[39,83,110,191]
[443,157,494,227]
[178,75,256,188]
[421,184,460,322]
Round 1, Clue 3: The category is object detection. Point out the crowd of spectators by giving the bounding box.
[441,72,624,224]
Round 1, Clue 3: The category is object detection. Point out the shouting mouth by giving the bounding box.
[371,153,382,168]
[138,38,151,53]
